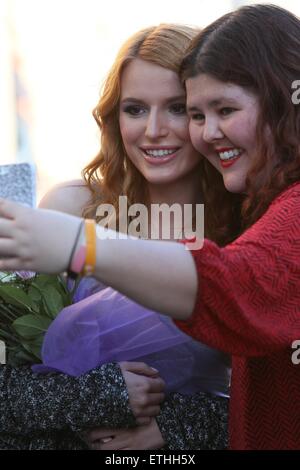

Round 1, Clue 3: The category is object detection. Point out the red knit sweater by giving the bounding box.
[176,182,300,449]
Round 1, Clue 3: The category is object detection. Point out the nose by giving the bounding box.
[145,109,168,139]
[202,118,224,143]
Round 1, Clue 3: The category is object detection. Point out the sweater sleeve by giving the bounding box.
[176,184,300,357]
[156,392,228,450]
[0,363,136,435]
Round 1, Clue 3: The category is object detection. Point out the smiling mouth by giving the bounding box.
[141,148,180,158]
[218,148,243,161]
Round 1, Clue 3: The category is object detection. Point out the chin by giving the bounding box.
[223,178,246,194]
[145,173,179,185]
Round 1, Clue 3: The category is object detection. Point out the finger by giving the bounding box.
[146,377,166,393]
[136,416,151,425]
[0,220,14,238]
[119,361,159,377]
[100,438,128,451]
[88,428,116,442]
[0,258,21,272]
[136,405,161,418]
[0,198,21,219]
[142,392,165,406]
[0,239,18,255]
[101,437,113,443]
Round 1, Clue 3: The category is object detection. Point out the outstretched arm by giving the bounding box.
[0,199,197,318]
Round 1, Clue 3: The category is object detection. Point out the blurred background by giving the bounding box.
[1,0,300,202]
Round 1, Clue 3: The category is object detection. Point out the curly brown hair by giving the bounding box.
[180,4,300,235]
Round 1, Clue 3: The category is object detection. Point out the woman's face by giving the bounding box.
[119,59,201,186]
[186,73,260,193]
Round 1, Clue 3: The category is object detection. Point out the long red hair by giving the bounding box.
[83,23,241,245]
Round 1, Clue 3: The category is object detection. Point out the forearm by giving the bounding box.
[0,201,198,319]
[94,234,198,319]
[156,392,229,450]
[0,363,135,435]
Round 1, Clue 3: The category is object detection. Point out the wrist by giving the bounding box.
[146,419,165,449]
[67,219,97,279]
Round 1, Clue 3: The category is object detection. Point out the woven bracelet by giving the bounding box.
[67,219,85,279]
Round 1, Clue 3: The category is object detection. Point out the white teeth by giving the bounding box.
[144,149,176,157]
[219,149,242,160]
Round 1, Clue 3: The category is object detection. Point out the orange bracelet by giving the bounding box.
[83,219,96,276]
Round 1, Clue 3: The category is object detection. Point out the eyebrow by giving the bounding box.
[187,97,238,112]
[120,95,186,105]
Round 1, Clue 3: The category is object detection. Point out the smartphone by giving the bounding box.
[0,162,36,207]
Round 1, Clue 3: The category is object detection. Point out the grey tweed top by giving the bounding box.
[0,362,228,450]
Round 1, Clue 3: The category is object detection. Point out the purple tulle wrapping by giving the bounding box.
[33,278,230,396]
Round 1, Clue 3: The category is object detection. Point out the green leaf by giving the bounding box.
[0,327,19,342]
[0,302,23,321]
[20,337,43,360]
[12,315,52,339]
[32,274,61,290]
[0,272,73,366]
[27,285,42,304]
[56,275,70,295]
[0,285,38,312]
[41,286,65,319]
[8,348,38,366]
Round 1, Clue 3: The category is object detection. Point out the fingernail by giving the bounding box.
[151,367,159,373]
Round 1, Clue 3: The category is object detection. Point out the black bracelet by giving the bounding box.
[67,219,85,279]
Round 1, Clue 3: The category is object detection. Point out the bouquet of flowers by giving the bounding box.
[0,272,230,397]
[0,271,74,366]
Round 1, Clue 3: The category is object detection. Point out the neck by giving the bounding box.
[147,168,203,207]
[145,168,203,240]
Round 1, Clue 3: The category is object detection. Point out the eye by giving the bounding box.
[169,103,186,115]
[190,113,205,122]
[219,107,235,116]
[122,104,146,116]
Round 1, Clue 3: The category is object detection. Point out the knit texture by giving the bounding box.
[176,182,300,449]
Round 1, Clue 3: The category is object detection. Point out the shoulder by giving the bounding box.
[38,179,93,217]
[234,181,300,246]
[271,181,300,206]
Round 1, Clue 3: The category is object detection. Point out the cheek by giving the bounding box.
[189,124,220,171]
[189,123,206,153]
[119,117,140,149]
[171,117,190,140]
[231,113,258,148]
